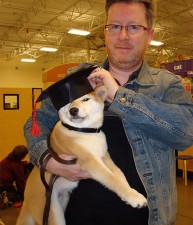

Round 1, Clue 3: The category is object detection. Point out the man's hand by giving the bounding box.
[45,154,90,181]
[88,67,119,102]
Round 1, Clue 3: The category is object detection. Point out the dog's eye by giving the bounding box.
[82,98,90,102]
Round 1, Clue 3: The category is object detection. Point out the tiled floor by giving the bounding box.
[0,177,193,225]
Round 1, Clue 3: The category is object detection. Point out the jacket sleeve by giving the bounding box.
[108,72,193,150]
[24,98,59,166]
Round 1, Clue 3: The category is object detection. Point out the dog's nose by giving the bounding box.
[69,107,79,116]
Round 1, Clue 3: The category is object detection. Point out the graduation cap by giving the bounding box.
[31,63,98,135]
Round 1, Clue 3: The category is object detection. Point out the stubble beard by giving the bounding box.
[107,46,146,71]
[112,55,140,70]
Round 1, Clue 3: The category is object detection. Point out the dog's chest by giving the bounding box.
[75,131,107,157]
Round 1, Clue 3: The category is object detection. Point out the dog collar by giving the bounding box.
[61,122,101,133]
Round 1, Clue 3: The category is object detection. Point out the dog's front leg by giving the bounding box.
[79,152,147,208]
[102,152,147,208]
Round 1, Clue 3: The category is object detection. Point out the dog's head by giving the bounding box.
[58,85,108,128]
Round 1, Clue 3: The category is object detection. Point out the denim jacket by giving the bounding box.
[24,60,193,225]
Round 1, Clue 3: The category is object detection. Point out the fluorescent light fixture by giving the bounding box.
[40,47,58,52]
[21,58,36,62]
[68,29,90,36]
[150,40,164,46]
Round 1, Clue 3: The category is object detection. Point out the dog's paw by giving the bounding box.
[122,189,148,208]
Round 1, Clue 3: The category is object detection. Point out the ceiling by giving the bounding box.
[0,0,193,66]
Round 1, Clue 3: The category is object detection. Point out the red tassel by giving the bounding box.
[31,102,41,136]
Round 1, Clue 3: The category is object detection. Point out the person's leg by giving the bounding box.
[0,185,19,203]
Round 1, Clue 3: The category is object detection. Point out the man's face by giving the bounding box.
[105,2,154,71]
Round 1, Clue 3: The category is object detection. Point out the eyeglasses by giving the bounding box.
[105,24,149,36]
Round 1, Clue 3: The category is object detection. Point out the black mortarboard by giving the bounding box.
[31,63,98,135]
[37,63,98,110]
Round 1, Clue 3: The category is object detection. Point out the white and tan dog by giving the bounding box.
[16,85,147,225]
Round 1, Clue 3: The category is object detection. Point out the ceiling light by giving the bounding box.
[40,47,58,52]
[68,29,90,36]
[21,58,36,62]
[150,40,164,46]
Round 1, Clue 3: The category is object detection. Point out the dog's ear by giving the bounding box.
[94,85,108,102]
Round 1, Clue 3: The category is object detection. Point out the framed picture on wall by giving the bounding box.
[3,94,19,110]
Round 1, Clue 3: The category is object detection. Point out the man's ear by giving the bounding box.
[147,28,155,45]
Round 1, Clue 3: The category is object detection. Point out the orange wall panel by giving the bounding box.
[42,63,79,83]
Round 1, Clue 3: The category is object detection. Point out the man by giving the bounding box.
[24,0,193,224]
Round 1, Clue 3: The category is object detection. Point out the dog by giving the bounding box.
[16,85,147,225]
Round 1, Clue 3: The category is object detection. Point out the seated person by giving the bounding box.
[0,145,34,203]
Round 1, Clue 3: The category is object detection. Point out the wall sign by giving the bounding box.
[165,59,193,77]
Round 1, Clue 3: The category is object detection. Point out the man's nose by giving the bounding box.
[118,28,129,39]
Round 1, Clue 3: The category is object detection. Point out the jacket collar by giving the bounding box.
[102,59,155,86]
[137,61,155,85]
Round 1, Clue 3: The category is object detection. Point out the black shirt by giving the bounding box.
[65,115,149,225]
